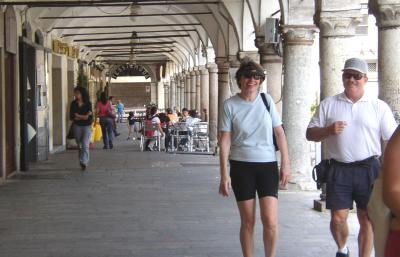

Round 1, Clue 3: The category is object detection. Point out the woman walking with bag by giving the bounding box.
[69,86,93,170]
[219,59,291,257]
[96,92,115,149]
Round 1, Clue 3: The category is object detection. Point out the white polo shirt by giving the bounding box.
[308,92,397,163]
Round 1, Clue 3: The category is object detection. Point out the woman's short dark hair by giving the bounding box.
[235,58,265,88]
[166,108,173,114]
[74,86,90,104]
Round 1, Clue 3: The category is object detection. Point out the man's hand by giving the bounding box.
[329,121,347,135]
[219,175,231,197]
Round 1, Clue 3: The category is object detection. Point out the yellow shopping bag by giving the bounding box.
[93,118,102,142]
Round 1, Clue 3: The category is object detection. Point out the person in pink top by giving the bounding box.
[96,92,114,149]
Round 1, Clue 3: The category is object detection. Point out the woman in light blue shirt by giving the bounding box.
[219,59,291,257]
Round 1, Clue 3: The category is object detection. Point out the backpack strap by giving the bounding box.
[260,93,271,113]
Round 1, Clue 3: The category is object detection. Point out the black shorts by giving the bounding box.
[326,158,380,210]
[230,160,279,202]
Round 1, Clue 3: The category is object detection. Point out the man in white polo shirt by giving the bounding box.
[306,58,397,257]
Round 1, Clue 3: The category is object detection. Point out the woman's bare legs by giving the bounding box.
[259,196,278,257]
[237,199,257,257]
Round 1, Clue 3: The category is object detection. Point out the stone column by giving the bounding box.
[185,72,191,109]
[207,63,218,147]
[215,58,231,130]
[229,57,241,96]
[196,68,201,112]
[169,77,176,109]
[150,82,157,105]
[164,82,170,109]
[180,75,185,109]
[200,67,210,121]
[371,2,400,121]
[157,81,165,109]
[255,39,283,114]
[282,26,318,189]
[315,8,363,98]
[190,68,197,110]
[176,75,181,111]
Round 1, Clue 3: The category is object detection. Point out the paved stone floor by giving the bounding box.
[0,124,366,257]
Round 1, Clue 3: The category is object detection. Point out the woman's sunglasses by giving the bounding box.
[243,71,265,81]
[342,73,364,80]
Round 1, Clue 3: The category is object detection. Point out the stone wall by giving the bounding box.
[110,82,151,108]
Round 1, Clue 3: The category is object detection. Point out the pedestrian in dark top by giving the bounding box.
[69,86,93,170]
[127,111,135,140]
[109,96,120,137]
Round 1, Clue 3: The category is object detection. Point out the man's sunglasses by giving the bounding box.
[342,73,364,80]
[243,71,265,80]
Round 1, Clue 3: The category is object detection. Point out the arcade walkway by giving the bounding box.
[0,124,362,257]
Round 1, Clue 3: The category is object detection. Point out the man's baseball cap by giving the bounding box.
[342,58,368,74]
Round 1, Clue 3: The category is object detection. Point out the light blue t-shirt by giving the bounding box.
[117,103,124,113]
[219,93,282,162]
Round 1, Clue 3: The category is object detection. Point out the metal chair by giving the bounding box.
[172,122,193,152]
[140,120,161,151]
[192,122,210,152]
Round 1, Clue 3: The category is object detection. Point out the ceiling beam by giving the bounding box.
[1,1,220,7]
[61,29,197,37]
[87,41,176,48]
[52,23,201,30]
[74,34,190,42]
[40,12,212,19]
[98,51,173,57]
[97,47,173,52]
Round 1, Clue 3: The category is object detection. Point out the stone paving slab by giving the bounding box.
[0,123,368,257]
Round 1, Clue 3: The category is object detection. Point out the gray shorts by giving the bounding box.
[326,157,380,210]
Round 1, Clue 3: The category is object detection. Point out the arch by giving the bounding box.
[110,63,156,83]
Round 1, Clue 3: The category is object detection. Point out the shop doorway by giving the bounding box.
[52,55,64,149]
[19,39,38,170]
[4,52,16,175]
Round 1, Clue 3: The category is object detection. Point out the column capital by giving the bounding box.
[370,3,400,28]
[206,63,218,73]
[282,25,318,45]
[200,67,209,75]
[255,37,277,55]
[238,51,259,62]
[228,55,241,68]
[316,15,363,37]
[215,57,230,72]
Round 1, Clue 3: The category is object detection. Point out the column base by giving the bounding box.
[287,172,317,191]
[313,199,326,212]
[210,140,219,155]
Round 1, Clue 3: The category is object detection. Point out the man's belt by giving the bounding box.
[331,155,379,167]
